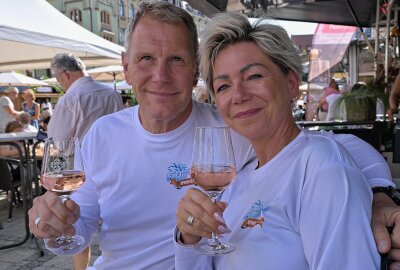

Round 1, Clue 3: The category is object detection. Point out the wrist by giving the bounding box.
[372,186,400,205]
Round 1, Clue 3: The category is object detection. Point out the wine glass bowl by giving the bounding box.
[191,127,237,256]
[40,137,86,253]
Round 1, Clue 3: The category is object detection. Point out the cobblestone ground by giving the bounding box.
[0,193,100,269]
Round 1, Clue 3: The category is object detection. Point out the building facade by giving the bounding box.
[47,0,208,46]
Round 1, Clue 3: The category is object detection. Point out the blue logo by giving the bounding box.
[241,200,269,229]
[166,163,189,183]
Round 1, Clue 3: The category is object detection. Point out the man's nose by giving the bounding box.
[153,61,171,83]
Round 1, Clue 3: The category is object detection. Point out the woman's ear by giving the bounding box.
[287,71,300,101]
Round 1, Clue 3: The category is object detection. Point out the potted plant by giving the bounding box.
[334,84,389,121]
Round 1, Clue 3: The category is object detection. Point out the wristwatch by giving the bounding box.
[372,186,400,205]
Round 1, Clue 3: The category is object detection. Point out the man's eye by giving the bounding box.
[172,57,183,62]
[141,56,151,61]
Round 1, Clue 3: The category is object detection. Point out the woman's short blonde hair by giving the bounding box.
[199,12,302,98]
[24,89,36,100]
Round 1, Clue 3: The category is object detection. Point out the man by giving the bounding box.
[47,53,123,270]
[0,86,22,133]
[29,2,400,269]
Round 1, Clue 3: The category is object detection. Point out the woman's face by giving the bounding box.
[212,41,299,141]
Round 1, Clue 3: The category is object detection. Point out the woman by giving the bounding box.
[22,89,40,129]
[175,13,379,269]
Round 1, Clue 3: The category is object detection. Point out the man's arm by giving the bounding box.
[389,74,400,119]
[3,105,21,117]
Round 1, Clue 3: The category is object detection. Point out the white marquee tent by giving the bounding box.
[0,0,124,72]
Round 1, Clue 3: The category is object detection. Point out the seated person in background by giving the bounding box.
[176,12,380,269]
[40,98,52,114]
[18,112,38,132]
[293,104,305,121]
[317,79,340,121]
[0,121,24,157]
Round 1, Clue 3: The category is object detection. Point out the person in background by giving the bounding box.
[0,121,24,156]
[0,87,22,133]
[47,53,124,270]
[389,72,400,120]
[18,112,38,132]
[175,12,379,269]
[22,89,40,129]
[27,2,400,269]
[40,98,52,114]
[317,78,340,121]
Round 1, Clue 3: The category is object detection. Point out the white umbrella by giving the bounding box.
[0,71,48,86]
[87,65,124,81]
[115,80,131,90]
[0,0,124,72]
[87,65,124,89]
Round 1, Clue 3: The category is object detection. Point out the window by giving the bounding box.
[119,27,125,45]
[129,3,135,18]
[70,9,82,23]
[101,11,110,25]
[119,0,125,17]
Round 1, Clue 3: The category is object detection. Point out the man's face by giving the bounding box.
[54,69,72,91]
[122,16,197,133]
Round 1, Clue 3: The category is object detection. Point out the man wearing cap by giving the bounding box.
[0,86,22,133]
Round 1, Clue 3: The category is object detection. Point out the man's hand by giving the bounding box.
[372,193,400,269]
[28,192,80,238]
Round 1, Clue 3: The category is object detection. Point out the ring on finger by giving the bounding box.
[187,215,194,226]
[34,217,41,228]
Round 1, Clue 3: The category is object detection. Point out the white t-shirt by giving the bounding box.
[326,93,342,121]
[175,130,380,270]
[67,101,253,269]
[0,95,15,133]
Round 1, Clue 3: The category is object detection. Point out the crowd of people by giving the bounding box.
[1,1,400,269]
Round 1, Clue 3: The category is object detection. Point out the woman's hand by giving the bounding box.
[176,188,229,245]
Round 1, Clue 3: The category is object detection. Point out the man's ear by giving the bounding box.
[121,52,132,85]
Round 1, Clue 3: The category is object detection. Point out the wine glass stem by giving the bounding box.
[208,195,223,248]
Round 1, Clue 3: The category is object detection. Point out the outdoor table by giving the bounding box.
[0,131,37,250]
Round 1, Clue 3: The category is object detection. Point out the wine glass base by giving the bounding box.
[45,235,85,255]
[194,241,236,256]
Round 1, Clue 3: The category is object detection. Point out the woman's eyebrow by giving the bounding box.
[240,63,266,73]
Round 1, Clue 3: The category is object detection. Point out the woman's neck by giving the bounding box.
[252,122,300,167]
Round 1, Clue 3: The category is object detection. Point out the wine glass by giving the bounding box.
[191,126,237,255]
[40,137,86,254]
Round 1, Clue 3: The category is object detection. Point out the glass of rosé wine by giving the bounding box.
[191,126,237,255]
[40,137,85,253]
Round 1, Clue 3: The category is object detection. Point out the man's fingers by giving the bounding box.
[371,220,391,254]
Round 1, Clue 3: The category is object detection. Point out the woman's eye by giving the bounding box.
[248,74,262,80]
[215,84,229,93]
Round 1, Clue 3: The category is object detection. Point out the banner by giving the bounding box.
[308,24,356,84]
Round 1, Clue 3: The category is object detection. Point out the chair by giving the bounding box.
[0,157,22,221]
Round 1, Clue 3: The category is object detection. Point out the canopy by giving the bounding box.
[87,65,124,81]
[0,0,124,72]
[187,0,376,27]
[0,72,48,87]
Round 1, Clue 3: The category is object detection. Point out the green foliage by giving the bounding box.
[335,84,389,121]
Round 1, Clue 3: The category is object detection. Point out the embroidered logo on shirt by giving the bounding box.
[166,163,195,189]
[241,200,269,229]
